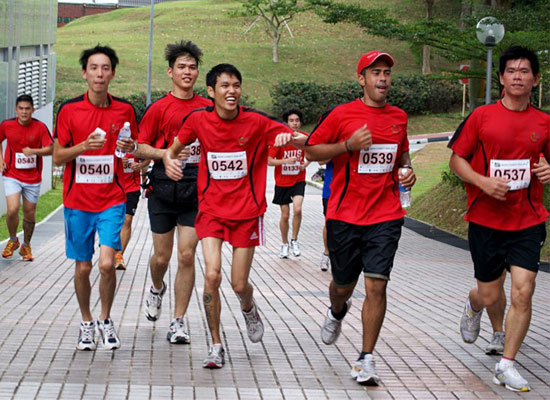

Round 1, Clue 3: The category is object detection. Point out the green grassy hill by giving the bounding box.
[55,0,422,111]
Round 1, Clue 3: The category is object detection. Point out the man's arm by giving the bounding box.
[53,132,106,166]
[22,144,53,157]
[162,138,186,181]
[304,125,372,161]
[449,152,509,201]
[268,155,298,167]
[133,142,165,160]
[397,151,416,189]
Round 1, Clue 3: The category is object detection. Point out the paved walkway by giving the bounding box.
[0,172,549,400]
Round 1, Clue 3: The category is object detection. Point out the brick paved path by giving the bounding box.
[0,179,549,399]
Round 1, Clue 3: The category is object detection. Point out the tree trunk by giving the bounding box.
[469,58,483,111]
[459,0,471,30]
[272,27,279,63]
[422,0,434,75]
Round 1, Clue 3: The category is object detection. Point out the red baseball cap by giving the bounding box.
[357,51,394,75]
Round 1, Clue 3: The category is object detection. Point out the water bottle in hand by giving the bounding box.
[115,122,131,158]
[399,168,411,208]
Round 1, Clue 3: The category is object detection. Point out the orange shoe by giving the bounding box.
[2,239,20,258]
[114,251,126,270]
[19,244,34,261]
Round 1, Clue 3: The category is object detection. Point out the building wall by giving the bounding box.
[57,3,118,27]
[0,0,56,216]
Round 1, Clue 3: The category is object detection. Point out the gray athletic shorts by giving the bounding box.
[3,176,41,203]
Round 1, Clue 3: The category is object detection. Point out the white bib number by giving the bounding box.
[15,153,37,169]
[76,155,114,184]
[282,162,301,175]
[207,151,247,180]
[490,159,530,191]
[123,157,135,173]
[358,144,397,174]
[187,139,201,164]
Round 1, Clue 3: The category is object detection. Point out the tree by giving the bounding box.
[239,0,307,63]
[422,0,435,75]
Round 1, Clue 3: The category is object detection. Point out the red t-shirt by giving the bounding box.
[138,92,211,165]
[121,154,141,193]
[268,132,308,187]
[307,99,409,225]
[55,93,139,212]
[449,101,550,231]
[177,105,293,219]
[0,118,53,184]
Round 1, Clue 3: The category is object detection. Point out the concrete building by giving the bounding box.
[0,0,57,215]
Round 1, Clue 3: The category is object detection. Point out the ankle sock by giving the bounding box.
[499,357,514,369]
[331,301,348,320]
[357,352,371,361]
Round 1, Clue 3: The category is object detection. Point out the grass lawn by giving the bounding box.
[409,142,452,200]
[0,187,63,242]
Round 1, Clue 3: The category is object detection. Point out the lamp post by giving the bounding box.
[476,17,505,105]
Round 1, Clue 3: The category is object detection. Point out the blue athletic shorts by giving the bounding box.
[64,203,125,261]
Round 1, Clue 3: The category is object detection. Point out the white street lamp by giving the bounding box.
[476,17,505,104]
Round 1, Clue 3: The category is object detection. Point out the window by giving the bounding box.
[57,17,62,24]
[64,17,71,23]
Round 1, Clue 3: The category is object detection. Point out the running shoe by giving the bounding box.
[19,244,34,261]
[76,320,96,351]
[166,317,191,344]
[290,240,301,257]
[144,281,166,321]
[485,331,505,355]
[459,297,483,343]
[279,243,289,259]
[321,299,352,345]
[96,318,121,350]
[493,363,531,392]
[320,253,330,271]
[242,300,264,343]
[114,251,126,270]
[351,354,381,386]
[2,239,20,258]
[203,344,225,369]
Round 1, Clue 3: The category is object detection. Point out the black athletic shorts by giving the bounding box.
[327,218,404,285]
[322,198,329,217]
[125,190,140,216]
[272,181,306,205]
[468,222,546,282]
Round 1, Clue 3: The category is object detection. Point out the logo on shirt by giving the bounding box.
[391,125,400,134]
[250,231,258,240]
[110,124,118,134]
[238,136,249,146]
[530,132,540,143]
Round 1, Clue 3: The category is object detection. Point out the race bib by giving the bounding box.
[75,155,114,184]
[187,139,201,164]
[207,151,247,180]
[490,159,530,191]
[123,157,135,173]
[358,144,397,174]
[282,161,301,175]
[15,153,37,169]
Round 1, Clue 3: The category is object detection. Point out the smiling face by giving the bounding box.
[207,72,242,120]
[82,53,115,95]
[499,58,539,100]
[15,101,34,125]
[358,58,392,107]
[168,54,199,93]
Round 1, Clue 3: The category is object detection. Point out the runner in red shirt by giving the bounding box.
[0,94,53,261]
[163,63,304,369]
[268,109,309,258]
[449,46,550,392]
[305,51,416,386]
[53,45,138,352]
[129,41,211,344]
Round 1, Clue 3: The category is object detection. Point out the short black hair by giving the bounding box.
[165,40,203,68]
[206,64,242,89]
[80,44,119,71]
[16,94,34,107]
[499,46,540,76]
[282,108,303,124]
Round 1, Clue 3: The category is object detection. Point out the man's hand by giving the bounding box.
[85,131,106,150]
[533,158,550,184]
[284,156,298,164]
[274,131,307,148]
[122,158,129,168]
[163,152,184,181]
[347,124,372,152]
[479,176,509,201]
[117,138,136,154]
[22,147,35,157]
[398,167,416,190]
[178,146,191,162]
[0,160,6,173]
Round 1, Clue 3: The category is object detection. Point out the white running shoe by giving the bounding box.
[96,318,120,350]
[320,253,330,271]
[485,331,505,355]
[167,317,191,344]
[242,300,264,343]
[290,240,301,257]
[459,297,483,343]
[321,299,351,345]
[76,320,96,351]
[351,354,381,386]
[144,281,167,321]
[493,363,531,392]
[203,344,225,369]
[279,243,289,259]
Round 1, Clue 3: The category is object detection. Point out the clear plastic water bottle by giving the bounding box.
[115,122,131,158]
[399,168,411,208]
[180,159,186,171]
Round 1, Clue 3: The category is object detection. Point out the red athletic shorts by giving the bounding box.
[195,211,265,247]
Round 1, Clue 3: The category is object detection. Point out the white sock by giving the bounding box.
[499,357,514,370]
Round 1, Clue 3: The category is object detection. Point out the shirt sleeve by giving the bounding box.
[306,108,340,146]
[177,113,198,145]
[268,145,281,158]
[40,123,54,147]
[263,117,293,147]
[449,110,480,159]
[0,122,6,142]
[138,103,161,145]
[54,106,71,147]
